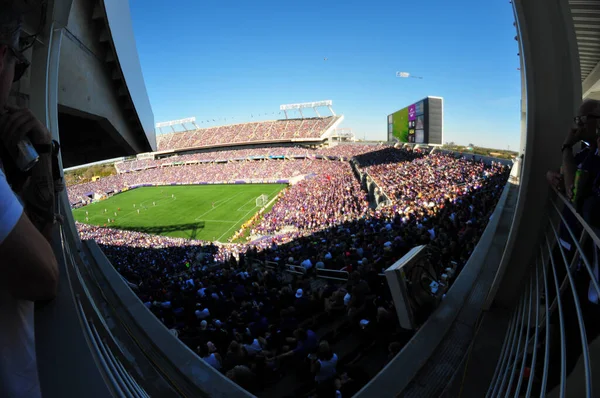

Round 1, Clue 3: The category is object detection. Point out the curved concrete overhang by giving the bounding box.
[54,0,155,167]
[101,0,155,150]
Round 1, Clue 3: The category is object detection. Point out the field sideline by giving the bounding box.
[72,184,286,242]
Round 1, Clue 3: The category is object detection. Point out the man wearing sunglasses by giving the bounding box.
[553,100,600,205]
[0,11,59,398]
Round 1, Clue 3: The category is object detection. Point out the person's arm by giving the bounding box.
[561,128,584,199]
[0,106,57,241]
[0,194,58,301]
[257,336,267,347]
[562,148,578,199]
[277,349,296,359]
[310,358,320,374]
[214,353,223,365]
[21,152,55,241]
[0,107,59,300]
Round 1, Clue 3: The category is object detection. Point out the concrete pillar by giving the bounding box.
[490,0,581,309]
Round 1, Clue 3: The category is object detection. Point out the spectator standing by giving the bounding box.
[0,7,61,398]
[312,341,338,384]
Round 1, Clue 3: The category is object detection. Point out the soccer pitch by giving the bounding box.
[72,184,286,242]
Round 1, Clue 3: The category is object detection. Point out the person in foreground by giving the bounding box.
[0,8,61,398]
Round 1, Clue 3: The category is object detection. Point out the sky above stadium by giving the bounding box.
[130,0,520,150]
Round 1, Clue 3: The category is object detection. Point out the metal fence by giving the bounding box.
[486,187,599,397]
[255,260,351,282]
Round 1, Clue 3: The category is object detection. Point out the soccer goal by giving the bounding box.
[256,194,269,207]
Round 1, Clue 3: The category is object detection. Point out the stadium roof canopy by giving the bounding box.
[573,1,600,99]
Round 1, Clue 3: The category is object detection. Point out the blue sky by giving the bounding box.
[130,0,520,150]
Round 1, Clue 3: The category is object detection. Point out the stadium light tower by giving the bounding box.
[396,71,423,79]
[279,100,336,119]
[155,117,199,134]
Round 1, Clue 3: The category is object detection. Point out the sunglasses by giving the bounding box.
[574,114,600,126]
[3,43,30,82]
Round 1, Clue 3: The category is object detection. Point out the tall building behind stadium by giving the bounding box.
[8,0,597,397]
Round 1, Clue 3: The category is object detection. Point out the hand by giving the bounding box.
[546,171,564,191]
[563,127,581,147]
[0,105,52,148]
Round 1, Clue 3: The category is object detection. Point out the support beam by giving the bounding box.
[488,0,581,309]
[99,28,109,43]
[117,84,128,96]
[91,2,103,20]
[582,59,600,98]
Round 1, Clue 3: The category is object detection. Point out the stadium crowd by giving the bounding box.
[253,162,370,235]
[81,220,400,396]
[70,145,381,207]
[157,117,341,151]
[69,159,336,207]
[115,145,380,174]
[255,149,509,276]
[75,146,511,395]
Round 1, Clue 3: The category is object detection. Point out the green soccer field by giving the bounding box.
[72,184,286,242]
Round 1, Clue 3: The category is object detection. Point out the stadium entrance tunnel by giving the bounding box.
[58,107,139,168]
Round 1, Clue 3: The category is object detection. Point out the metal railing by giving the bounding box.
[256,260,350,281]
[316,268,349,282]
[486,187,600,397]
[58,210,153,397]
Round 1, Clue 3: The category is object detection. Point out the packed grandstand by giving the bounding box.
[70,119,511,396]
[156,116,342,151]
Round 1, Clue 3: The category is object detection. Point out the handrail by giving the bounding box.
[316,268,349,282]
[485,186,598,397]
[283,264,306,275]
[59,219,160,396]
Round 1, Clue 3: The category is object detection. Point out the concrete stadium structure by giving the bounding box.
[21,0,156,169]
[20,0,600,397]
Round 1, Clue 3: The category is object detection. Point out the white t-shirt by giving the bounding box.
[0,169,41,398]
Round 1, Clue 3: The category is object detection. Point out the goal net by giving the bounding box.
[256,194,268,207]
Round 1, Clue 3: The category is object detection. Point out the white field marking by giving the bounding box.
[235,187,281,212]
[236,196,260,212]
[110,195,173,223]
[216,207,258,242]
[193,191,245,221]
[217,187,283,242]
